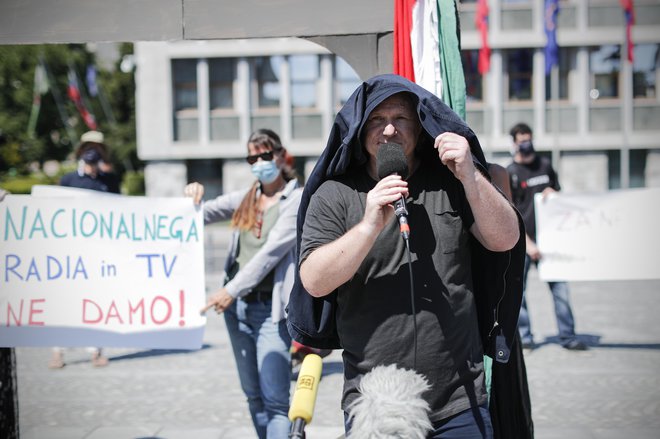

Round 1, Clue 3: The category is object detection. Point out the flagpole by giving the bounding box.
[621,31,631,189]
[71,64,97,128]
[42,61,78,144]
[96,83,117,126]
[27,61,44,138]
[551,64,560,171]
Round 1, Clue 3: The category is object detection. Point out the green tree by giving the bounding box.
[0,43,139,180]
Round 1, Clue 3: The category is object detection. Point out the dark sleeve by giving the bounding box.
[59,173,72,187]
[101,173,121,194]
[459,182,475,231]
[506,164,522,206]
[299,181,348,266]
[549,164,561,192]
[444,168,475,232]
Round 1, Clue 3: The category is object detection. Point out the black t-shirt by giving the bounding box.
[60,171,120,194]
[507,155,560,241]
[300,160,487,423]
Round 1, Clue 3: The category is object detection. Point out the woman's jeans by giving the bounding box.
[224,299,292,439]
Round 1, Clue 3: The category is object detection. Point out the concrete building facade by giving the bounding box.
[134,0,660,196]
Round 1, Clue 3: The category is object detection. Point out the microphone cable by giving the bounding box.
[402,229,417,370]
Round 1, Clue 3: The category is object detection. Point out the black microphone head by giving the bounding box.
[376,143,409,180]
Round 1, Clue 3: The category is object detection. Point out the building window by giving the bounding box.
[290,55,322,139]
[334,57,361,108]
[254,56,283,108]
[500,0,533,31]
[251,56,283,133]
[630,149,648,188]
[290,55,319,109]
[545,48,575,100]
[633,44,659,99]
[505,49,534,101]
[209,58,239,141]
[209,58,235,109]
[589,45,620,100]
[462,49,483,102]
[172,59,198,141]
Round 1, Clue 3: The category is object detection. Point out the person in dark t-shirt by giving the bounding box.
[59,130,120,194]
[506,122,587,351]
[299,86,521,436]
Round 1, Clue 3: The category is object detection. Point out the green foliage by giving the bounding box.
[0,174,59,194]
[0,43,140,180]
[122,170,145,195]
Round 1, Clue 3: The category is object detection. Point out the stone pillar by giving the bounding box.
[144,161,188,197]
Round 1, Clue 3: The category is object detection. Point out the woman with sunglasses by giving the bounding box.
[185,128,301,439]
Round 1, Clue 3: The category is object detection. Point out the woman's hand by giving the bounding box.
[200,288,235,314]
[184,182,205,205]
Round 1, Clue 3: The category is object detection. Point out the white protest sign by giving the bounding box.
[0,193,206,349]
[535,188,660,281]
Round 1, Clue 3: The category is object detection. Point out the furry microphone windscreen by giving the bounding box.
[346,364,432,439]
[376,143,409,180]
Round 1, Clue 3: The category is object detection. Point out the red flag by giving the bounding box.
[67,68,97,130]
[620,0,635,62]
[394,0,417,82]
[475,0,491,74]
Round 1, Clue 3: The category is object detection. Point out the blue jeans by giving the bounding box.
[224,299,292,439]
[517,255,577,345]
[430,405,493,439]
[344,405,493,438]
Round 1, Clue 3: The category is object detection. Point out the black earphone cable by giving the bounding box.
[403,235,417,370]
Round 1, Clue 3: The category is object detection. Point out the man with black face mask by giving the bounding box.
[507,122,587,351]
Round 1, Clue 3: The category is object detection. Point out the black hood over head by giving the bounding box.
[308,73,488,191]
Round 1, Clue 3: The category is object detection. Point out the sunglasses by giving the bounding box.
[245,151,274,165]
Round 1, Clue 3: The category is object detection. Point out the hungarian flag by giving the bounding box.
[544,0,560,75]
[620,0,635,62]
[475,0,490,74]
[394,0,466,120]
[27,61,50,137]
[67,67,97,130]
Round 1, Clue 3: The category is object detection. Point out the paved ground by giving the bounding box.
[14,225,660,438]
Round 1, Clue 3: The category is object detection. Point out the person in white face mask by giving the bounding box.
[184,128,301,439]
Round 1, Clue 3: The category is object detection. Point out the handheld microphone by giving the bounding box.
[288,353,323,438]
[376,143,411,240]
[347,364,432,439]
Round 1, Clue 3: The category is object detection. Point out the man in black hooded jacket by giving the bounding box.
[289,74,526,436]
[289,75,521,437]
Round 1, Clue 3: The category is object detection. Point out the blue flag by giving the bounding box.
[544,0,559,75]
[86,65,98,97]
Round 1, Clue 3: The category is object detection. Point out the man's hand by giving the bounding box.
[200,288,235,314]
[526,235,542,261]
[184,182,205,205]
[300,175,408,298]
[361,174,408,235]
[434,133,476,183]
[541,187,557,200]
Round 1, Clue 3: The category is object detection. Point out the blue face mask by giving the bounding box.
[251,160,280,184]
